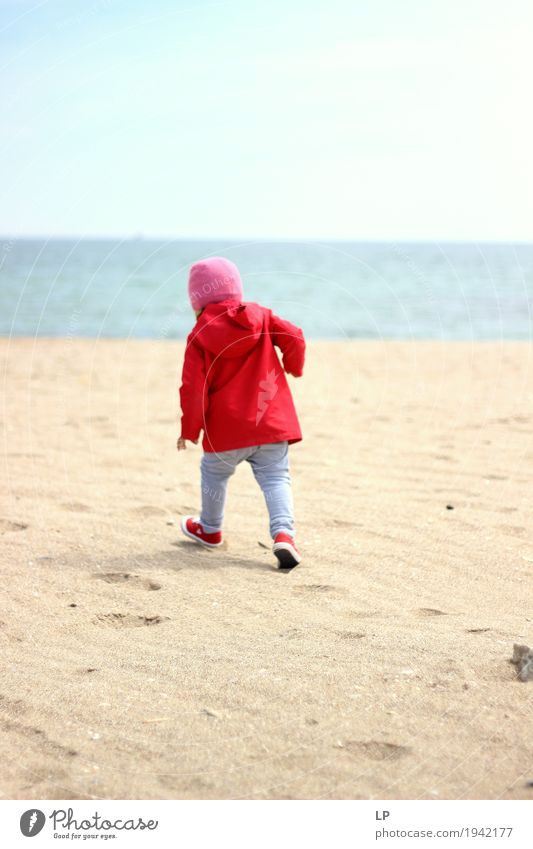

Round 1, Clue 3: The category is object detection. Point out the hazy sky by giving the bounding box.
[1,0,532,240]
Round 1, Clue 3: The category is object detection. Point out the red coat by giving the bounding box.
[179,299,305,452]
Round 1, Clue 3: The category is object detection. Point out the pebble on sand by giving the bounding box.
[510,643,533,682]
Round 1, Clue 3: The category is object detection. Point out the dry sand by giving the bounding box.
[1,337,532,800]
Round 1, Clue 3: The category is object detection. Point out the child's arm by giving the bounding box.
[269,312,306,377]
[178,336,207,449]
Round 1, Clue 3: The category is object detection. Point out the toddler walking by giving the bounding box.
[177,257,305,569]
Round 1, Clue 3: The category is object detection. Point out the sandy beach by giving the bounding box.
[1,336,531,800]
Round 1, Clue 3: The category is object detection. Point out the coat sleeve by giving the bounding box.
[179,336,207,441]
[269,312,306,377]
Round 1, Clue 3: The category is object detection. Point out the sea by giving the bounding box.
[1,239,532,340]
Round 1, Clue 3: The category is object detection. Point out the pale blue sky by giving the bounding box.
[1,0,532,240]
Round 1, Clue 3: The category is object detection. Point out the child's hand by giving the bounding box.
[177,437,198,451]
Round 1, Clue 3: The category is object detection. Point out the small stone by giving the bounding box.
[446,504,454,510]
[510,643,533,681]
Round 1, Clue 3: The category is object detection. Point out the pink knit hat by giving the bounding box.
[188,257,243,311]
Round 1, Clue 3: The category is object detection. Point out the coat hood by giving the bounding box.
[193,299,265,358]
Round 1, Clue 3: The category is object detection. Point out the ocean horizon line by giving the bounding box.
[2,333,531,343]
[2,235,533,247]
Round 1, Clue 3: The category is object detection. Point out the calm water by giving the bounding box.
[1,239,532,340]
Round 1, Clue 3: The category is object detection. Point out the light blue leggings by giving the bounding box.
[200,441,294,538]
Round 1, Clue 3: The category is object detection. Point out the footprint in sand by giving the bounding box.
[340,740,410,760]
[499,525,526,537]
[0,694,28,717]
[94,572,161,591]
[347,610,380,619]
[293,584,346,597]
[417,607,447,617]
[335,630,366,640]
[131,505,167,518]
[93,613,169,628]
[0,519,28,532]
[1,718,78,758]
[279,627,302,638]
[61,502,91,512]
[332,519,363,528]
[0,622,24,643]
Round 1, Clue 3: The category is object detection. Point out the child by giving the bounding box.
[177,256,305,569]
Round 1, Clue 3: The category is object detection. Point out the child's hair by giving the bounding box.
[188,257,243,312]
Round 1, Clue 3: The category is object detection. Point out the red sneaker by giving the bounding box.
[272,532,301,569]
[180,516,223,548]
